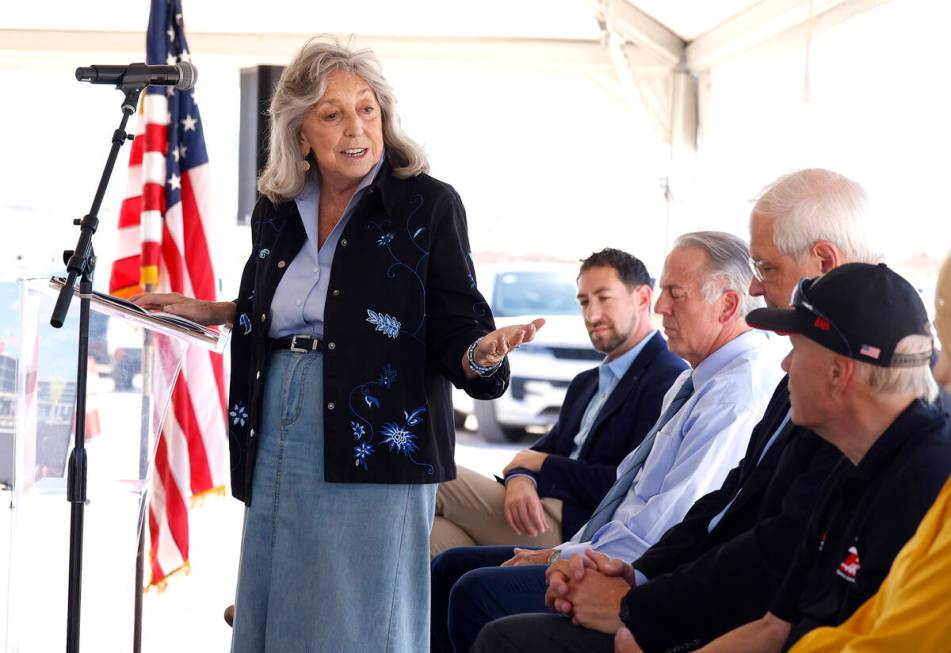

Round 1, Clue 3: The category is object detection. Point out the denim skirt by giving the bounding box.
[231,349,437,653]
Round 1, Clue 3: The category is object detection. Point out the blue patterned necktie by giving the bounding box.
[578,374,695,542]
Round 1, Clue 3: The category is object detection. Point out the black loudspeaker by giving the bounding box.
[237,65,284,225]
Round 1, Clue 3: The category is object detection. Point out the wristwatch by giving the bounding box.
[546,550,561,565]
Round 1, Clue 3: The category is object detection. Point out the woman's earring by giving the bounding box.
[300,157,311,172]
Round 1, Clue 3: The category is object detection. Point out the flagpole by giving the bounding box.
[133,278,155,653]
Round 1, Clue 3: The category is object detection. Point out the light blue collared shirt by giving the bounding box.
[569,330,658,459]
[507,331,659,488]
[268,154,385,338]
[557,329,784,563]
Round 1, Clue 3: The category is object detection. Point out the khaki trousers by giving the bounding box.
[431,465,563,558]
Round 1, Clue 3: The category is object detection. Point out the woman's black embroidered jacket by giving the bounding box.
[228,161,509,503]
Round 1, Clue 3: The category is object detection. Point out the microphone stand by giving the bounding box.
[51,84,144,653]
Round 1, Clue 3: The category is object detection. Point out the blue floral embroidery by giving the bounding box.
[380,423,418,456]
[258,248,270,259]
[346,364,434,474]
[353,442,374,470]
[366,309,401,339]
[229,402,248,427]
[363,196,430,343]
[238,313,252,335]
[364,392,381,409]
[403,406,427,426]
[378,364,397,388]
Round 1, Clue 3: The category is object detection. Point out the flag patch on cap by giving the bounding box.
[860,344,881,360]
[836,546,861,583]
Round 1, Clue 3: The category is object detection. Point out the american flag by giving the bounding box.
[109,0,228,589]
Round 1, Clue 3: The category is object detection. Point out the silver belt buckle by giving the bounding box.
[290,335,308,353]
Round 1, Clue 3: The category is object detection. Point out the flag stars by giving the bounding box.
[166,27,175,40]
[166,86,176,97]
[168,173,181,190]
[181,114,198,131]
[166,53,177,66]
[180,50,191,63]
[172,145,187,162]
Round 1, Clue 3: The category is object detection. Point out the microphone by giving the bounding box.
[75,62,198,91]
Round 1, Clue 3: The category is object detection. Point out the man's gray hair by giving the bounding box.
[752,168,880,264]
[674,231,763,317]
[257,35,429,203]
[855,335,939,403]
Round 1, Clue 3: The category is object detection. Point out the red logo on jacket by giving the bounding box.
[836,546,861,583]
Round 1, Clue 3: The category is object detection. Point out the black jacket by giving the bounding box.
[773,399,951,649]
[228,161,508,503]
[505,332,687,539]
[622,377,843,653]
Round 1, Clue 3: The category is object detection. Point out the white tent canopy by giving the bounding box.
[3,2,951,651]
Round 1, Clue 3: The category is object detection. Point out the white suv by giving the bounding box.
[455,263,601,442]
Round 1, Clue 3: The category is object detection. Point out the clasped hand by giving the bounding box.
[544,549,634,634]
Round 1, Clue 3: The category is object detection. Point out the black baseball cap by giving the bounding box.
[746,263,932,368]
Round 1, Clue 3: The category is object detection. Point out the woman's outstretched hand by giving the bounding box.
[129,292,236,327]
[462,318,545,380]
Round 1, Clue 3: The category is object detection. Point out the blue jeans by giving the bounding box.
[232,350,437,653]
[430,545,549,653]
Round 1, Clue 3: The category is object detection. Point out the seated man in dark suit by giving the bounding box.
[431,249,687,558]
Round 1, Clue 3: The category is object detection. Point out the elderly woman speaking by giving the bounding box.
[133,37,542,652]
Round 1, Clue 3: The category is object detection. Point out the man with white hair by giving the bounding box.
[474,169,883,653]
[432,231,783,653]
[694,262,951,652]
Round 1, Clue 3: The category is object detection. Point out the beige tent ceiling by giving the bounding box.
[0,0,890,71]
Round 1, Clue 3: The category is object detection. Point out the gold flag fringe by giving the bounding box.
[143,486,226,592]
[191,484,226,508]
[146,560,191,593]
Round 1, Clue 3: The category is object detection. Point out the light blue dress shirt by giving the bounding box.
[268,154,385,338]
[506,331,658,488]
[556,328,784,563]
[568,330,658,459]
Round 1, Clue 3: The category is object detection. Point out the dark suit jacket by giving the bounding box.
[504,331,687,539]
[624,377,844,653]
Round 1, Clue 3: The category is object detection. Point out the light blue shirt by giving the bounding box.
[557,329,784,562]
[268,154,385,338]
[506,331,658,488]
[569,330,658,459]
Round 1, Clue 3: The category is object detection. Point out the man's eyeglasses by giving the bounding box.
[792,277,854,358]
[751,260,775,284]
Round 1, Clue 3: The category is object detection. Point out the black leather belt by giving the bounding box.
[271,335,322,352]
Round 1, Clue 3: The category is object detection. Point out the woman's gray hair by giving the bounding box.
[257,36,429,203]
[752,169,879,264]
[673,231,763,317]
[855,335,939,403]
